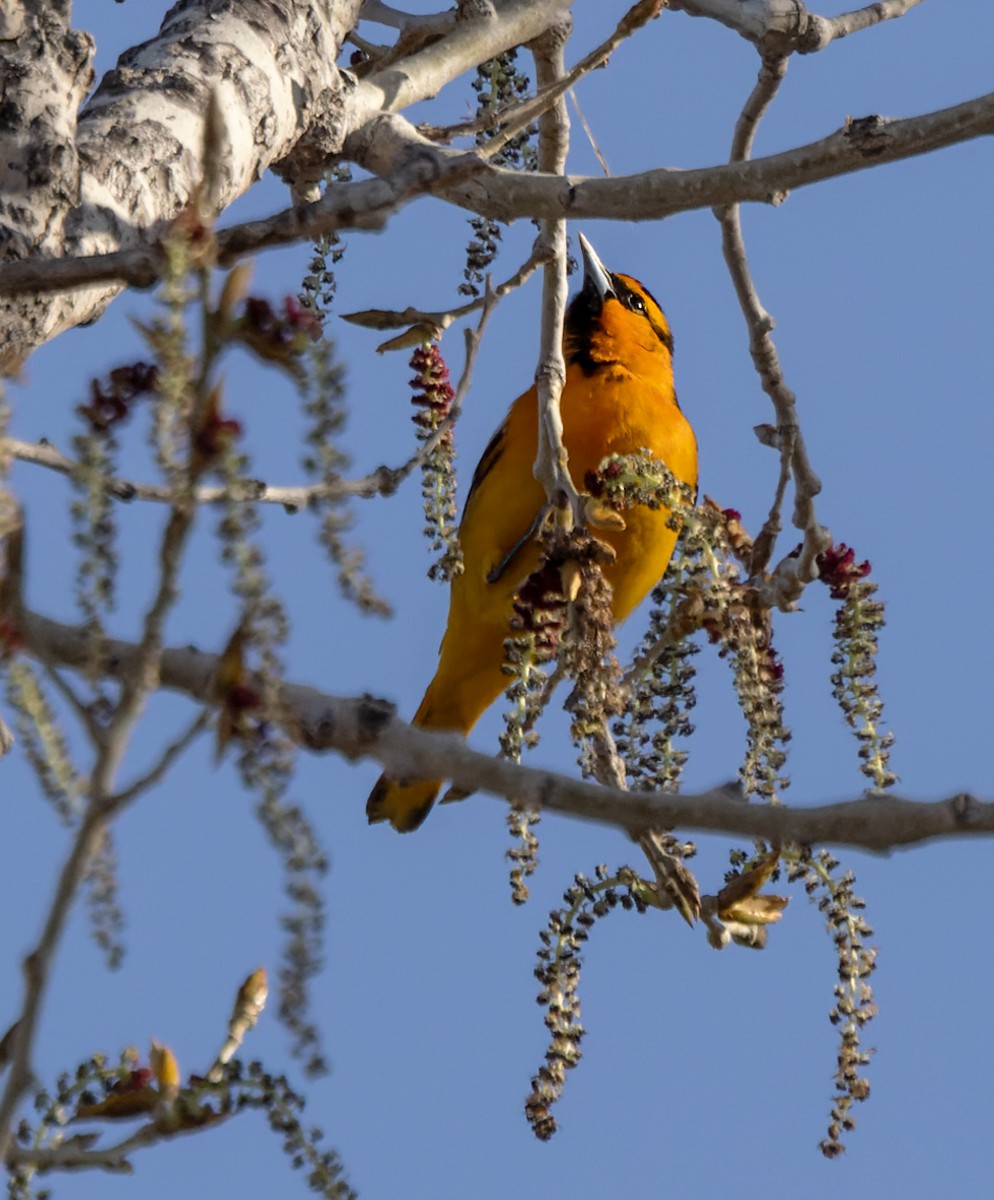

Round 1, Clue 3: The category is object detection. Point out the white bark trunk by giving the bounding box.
[0,0,362,370]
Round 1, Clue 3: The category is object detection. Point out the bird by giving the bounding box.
[367,233,698,831]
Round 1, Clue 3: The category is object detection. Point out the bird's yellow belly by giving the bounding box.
[560,372,697,621]
[598,506,681,622]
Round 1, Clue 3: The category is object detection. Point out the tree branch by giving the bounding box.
[4,270,500,514]
[7,89,993,305]
[7,1120,172,1175]
[106,710,211,814]
[353,91,994,223]
[0,152,484,300]
[669,0,923,53]
[10,606,994,855]
[343,0,570,137]
[341,237,550,333]
[798,1,926,53]
[0,0,365,367]
[530,25,581,521]
[714,54,832,602]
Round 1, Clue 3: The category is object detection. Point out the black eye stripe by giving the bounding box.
[612,276,653,315]
[610,275,673,353]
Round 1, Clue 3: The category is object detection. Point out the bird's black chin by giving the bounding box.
[564,286,605,364]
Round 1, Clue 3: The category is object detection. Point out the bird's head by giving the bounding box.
[564,233,674,376]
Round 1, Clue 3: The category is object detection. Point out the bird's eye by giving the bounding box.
[627,293,646,313]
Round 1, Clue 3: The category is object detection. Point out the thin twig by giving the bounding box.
[7,434,421,507]
[341,238,551,332]
[98,503,198,792]
[530,28,581,521]
[714,55,831,603]
[0,264,213,1156]
[36,660,104,746]
[749,422,795,576]
[569,88,611,176]
[417,1,657,145]
[0,496,202,1156]
[473,0,661,161]
[7,1119,199,1174]
[448,276,501,423]
[106,709,211,813]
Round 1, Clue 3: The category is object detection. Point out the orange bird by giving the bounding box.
[368,234,698,831]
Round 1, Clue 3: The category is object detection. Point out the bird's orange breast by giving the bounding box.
[558,361,697,619]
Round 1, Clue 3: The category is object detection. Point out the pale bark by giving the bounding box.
[1,0,362,368]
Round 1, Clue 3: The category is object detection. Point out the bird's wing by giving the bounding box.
[457,386,546,595]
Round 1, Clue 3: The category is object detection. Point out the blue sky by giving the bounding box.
[4,2,994,1197]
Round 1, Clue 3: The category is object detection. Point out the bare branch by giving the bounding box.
[0,153,485,300]
[749,422,794,578]
[799,1,926,53]
[530,25,582,522]
[106,710,212,813]
[341,237,549,332]
[359,0,454,35]
[96,511,195,794]
[344,0,570,138]
[8,1120,176,1175]
[715,55,832,603]
[11,607,994,855]
[669,0,923,52]
[669,0,813,49]
[34,658,104,745]
[569,88,612,177]
[4,436,373,508]
[7,90,993,304]
[728,51,786,161]
[7,433,421,508]
[354,92,994,223]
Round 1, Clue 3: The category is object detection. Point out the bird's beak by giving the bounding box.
[577,233,614,303]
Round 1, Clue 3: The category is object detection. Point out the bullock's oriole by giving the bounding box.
[368,234,698,831]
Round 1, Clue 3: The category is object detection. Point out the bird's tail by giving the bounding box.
[365,677,479,832]
[366,621,510,831]
[366,772,442,833]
